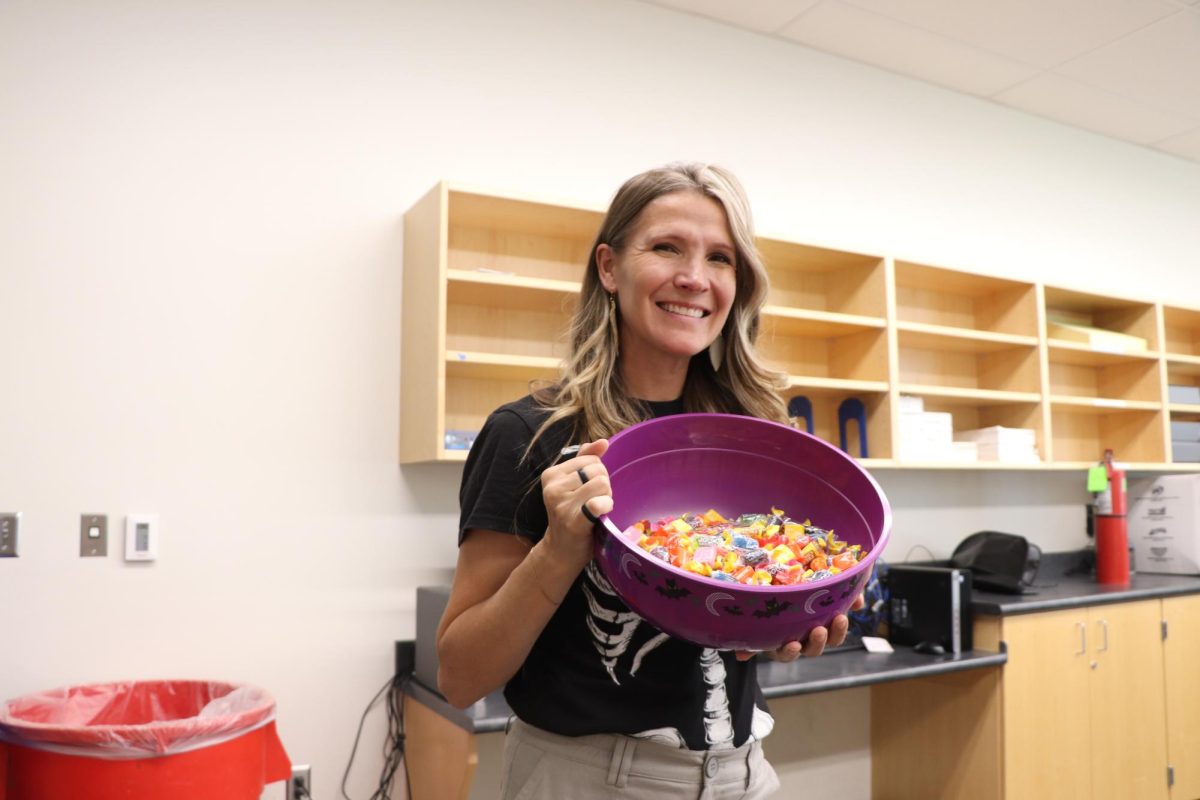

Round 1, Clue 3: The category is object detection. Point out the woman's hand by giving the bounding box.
[540,439,612,571]
[735,593,866,662]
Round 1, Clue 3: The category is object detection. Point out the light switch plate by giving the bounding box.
[0,512,20,557]
[125,514,158,561]
[80,513,107,557]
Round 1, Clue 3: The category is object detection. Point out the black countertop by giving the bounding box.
[406,646,1007,735]
[407,553,1200,735]
[969,551,1200,616]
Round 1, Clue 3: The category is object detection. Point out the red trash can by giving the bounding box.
[0,680,292,800]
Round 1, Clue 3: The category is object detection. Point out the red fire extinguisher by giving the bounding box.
[1093,449,1130,586]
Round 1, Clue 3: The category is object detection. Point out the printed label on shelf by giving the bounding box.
[1093,398,1128,408]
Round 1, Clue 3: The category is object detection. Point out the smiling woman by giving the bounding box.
[435,162,860,799]
[596,190,738,398]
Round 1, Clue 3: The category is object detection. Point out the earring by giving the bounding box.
[708,333,724,372]
[608,293,616,318]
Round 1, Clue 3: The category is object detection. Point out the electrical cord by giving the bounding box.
[340,671,413,800]
[902,544,937,563]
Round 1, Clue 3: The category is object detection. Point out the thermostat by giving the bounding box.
[125,514,159,562]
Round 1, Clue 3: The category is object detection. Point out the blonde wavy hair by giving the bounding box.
[532,162,788,446]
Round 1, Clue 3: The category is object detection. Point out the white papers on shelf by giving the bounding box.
[954,426,1040,463]
[898,394,925,414]
[897,410,963,461]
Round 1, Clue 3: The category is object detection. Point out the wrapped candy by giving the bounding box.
[626,508,866,587]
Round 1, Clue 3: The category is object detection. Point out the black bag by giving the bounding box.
[950,531,1041,594]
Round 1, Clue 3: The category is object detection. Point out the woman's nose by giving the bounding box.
[674,253,709,291]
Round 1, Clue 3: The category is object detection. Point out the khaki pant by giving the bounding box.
[498,718,780,799]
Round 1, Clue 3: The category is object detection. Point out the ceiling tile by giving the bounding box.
[638,0,820,33]
[995,73,1200,144]
[778,1,1039,96]
[836,0,1179,69]
[1055,12,1200,116]
[1153,126,1200,160]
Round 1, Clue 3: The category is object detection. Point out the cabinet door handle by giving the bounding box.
[1097,619,1109,652]
[1076,622,1087,655]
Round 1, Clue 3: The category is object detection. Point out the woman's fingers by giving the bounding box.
[826,614,850,648]
[581,493,614,523]
[803,625,829,657]
[540,439,614,564]
[772,641,802,662]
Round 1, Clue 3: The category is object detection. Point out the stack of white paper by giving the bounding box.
[897,407,966,462]
[953,426,1040,463]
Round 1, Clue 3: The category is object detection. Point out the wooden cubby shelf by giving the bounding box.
[401,181,1200,472]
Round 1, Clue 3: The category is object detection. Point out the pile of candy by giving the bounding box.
[624,508,865,586]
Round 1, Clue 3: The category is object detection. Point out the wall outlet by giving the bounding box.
[80,514,108,557]
[287,764,311,800]
[0,512,20,557]
[395,639,416,677]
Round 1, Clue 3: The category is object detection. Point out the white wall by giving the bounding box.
[3,1,1198,798]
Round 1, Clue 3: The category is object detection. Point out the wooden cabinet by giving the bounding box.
[1162,594,1200,800]
[400,181,1200,468]
[975,600,1170,800]
[871,595,1199,800]
[400,183,602,462]
[1163,306,1200,466]
[1043,286,1167,467]
[893,260,1044,465]
[756,238,892,462]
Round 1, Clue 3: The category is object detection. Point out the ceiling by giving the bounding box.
[639,0,1200,165]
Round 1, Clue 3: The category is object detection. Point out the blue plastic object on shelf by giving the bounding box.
[787,395,814,434]
[838,397,868,457]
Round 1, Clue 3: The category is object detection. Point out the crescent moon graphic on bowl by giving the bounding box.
[706,592,735,616]
[804,589,829,615]
[621,553,640,579]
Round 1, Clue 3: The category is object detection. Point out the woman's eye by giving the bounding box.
[709,252,734,265]
[653,243,678,254]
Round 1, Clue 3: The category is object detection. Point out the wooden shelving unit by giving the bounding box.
[401,181,1200,472]
[1162,305,1200,466]
[400,183,603,463]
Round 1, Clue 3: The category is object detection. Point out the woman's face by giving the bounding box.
[596,190,738,379]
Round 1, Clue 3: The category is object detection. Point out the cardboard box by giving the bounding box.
[1128,475,1200,575]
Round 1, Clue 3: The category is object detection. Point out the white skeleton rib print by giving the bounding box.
[582,561,741,748]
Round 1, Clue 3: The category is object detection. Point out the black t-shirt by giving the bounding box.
[458,394,773,751]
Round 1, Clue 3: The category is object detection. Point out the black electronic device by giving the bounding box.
[886,565,973,655]
[415,585,452,694]
[950,531,1041,594]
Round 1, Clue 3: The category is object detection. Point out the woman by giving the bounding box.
[436,162,856,798]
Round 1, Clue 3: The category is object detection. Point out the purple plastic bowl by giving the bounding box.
[594,413,892,651]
